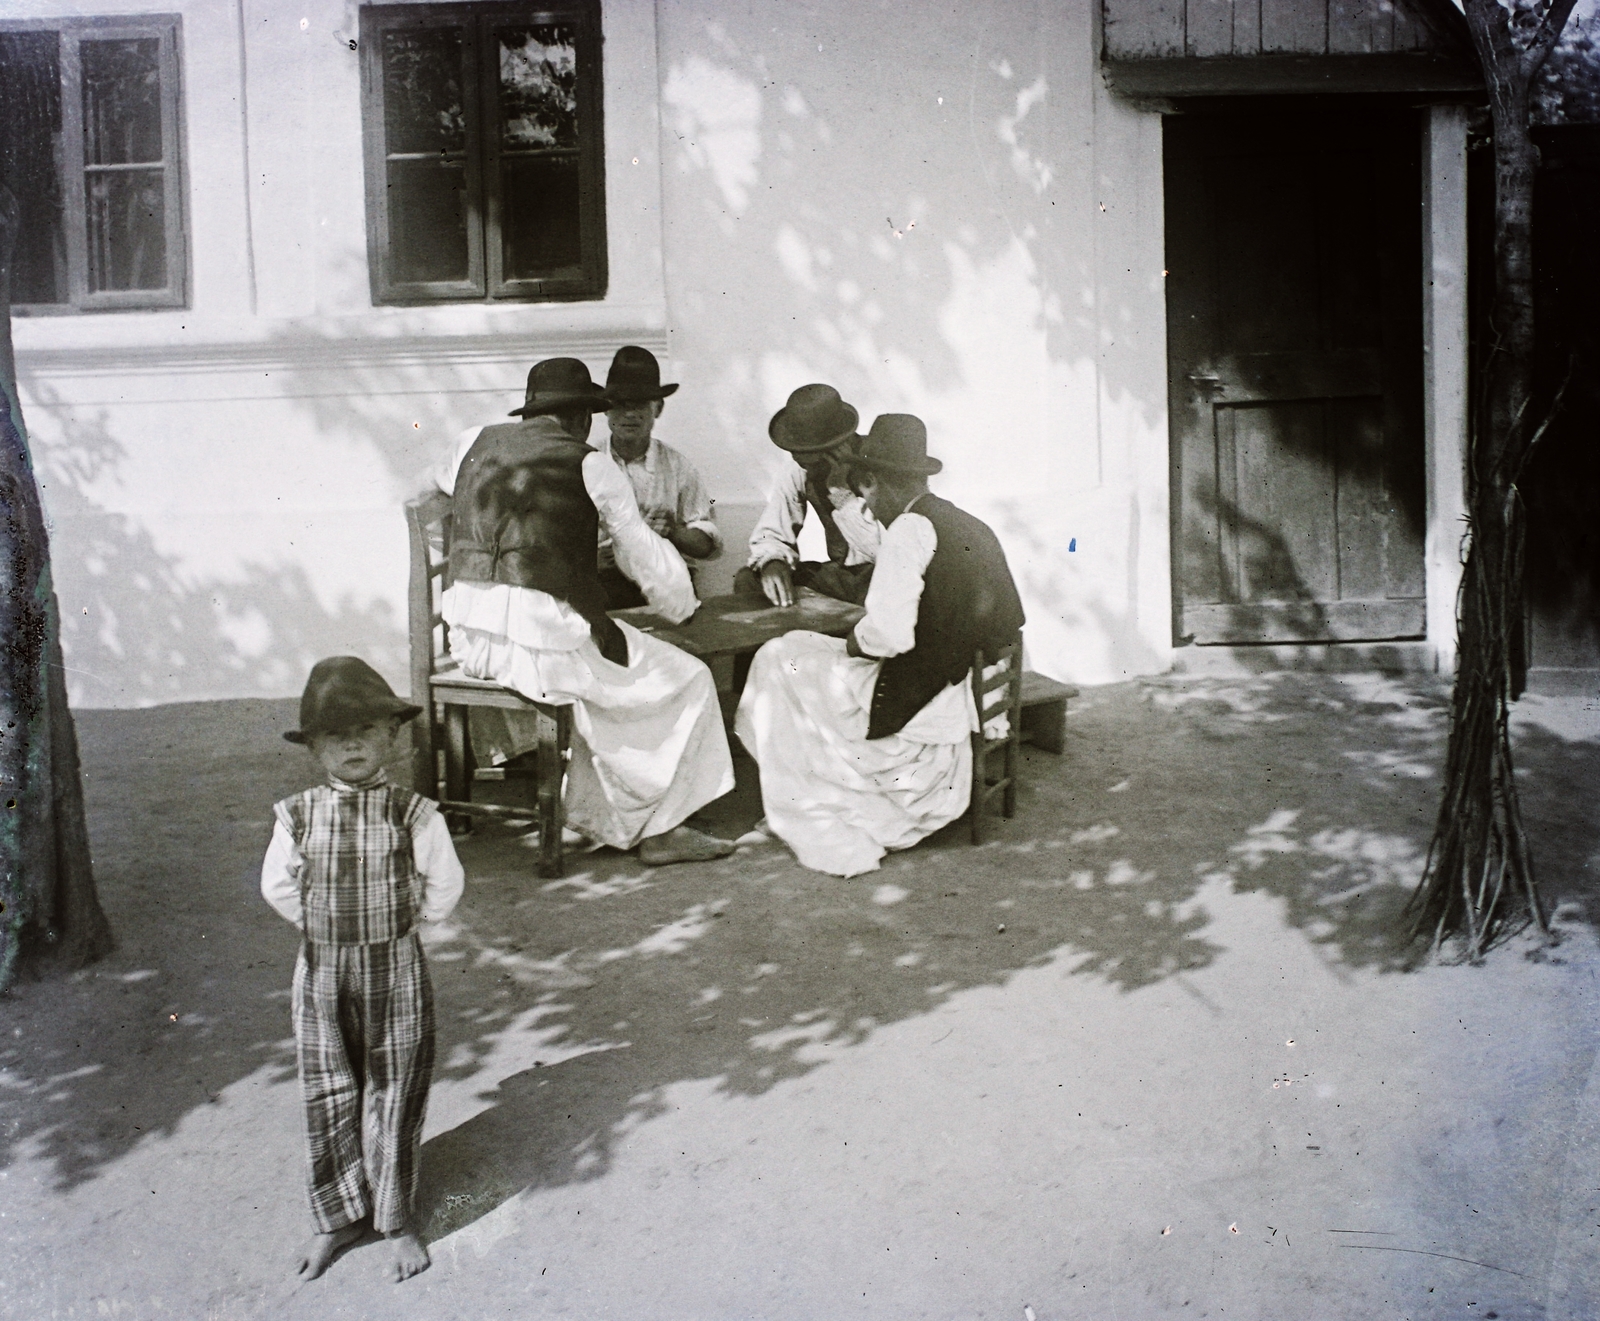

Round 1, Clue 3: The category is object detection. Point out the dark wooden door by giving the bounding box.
[1165,109,1426,645]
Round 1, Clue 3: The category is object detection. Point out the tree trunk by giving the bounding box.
[0,183,112,990]
[1406,0,1577,958]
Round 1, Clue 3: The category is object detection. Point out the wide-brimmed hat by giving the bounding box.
[605,345,679,405]
[508,357,609,418]
[853,414,943,477]
[284,657,422,744]
[768,384,860,455]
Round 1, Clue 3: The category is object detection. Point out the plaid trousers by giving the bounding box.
[292,932,435,1233]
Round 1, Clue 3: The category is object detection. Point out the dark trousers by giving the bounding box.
[731,560,874,606]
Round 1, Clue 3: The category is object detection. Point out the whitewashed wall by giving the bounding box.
[13,0,1173,708]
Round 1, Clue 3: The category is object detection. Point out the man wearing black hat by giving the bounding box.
[435,357,736,866]
[733,384,882,608]
[735,415,1025,877]
[596,346,722,610]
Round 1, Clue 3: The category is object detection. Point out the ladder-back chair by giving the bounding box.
[969,634,1025,844]
[405,491,572,879]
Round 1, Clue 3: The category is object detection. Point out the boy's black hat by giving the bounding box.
[604,345,679,403]
[284,657,423,744]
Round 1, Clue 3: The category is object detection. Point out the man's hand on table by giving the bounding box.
[758,560,796,608]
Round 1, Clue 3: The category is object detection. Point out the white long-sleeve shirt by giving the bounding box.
[746,458,881,570]
[598,436,722,570]
[259,806,464,931]
[436,423,698,647]
[852,510,937,659]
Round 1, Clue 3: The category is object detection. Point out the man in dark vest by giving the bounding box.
[734,414,1025,876]
[732,384,881,608]
[437,358,736,866]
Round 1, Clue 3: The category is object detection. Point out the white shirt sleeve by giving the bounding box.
[583,451,697,623]
[435,425,484,496]
[414,808,466,923]
[746,462,809,570]
[852,512,937,659]
[260,820,304,929]
[672,453,723,560]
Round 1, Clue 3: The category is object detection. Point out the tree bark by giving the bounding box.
[0,183,112,990]
[1406,0,1578,958]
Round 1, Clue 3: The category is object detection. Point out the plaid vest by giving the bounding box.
[274,783,432,946]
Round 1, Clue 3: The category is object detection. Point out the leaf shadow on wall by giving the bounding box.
[26,373,407,708]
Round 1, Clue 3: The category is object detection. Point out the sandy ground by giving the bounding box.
[3,672,1600,1320]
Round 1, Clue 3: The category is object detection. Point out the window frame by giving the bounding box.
[359,1,607,307]
[0,14,188,315]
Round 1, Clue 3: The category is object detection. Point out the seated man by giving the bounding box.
[732,384,881,608]
[735,414,1025,877]
[437,357,735,865]
[596,346,722,610]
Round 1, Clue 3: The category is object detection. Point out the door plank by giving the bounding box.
[1233,400,1340,602]
[1188,0,1236,56]
[1260,0,1329,52]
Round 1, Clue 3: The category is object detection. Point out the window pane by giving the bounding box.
[386,160,470,283]
[0,32,66,303]
[496,26,577,150]
[501,156,581,279]
[81,38,162,165]
[85,169,167,292]
[382,28,466,155]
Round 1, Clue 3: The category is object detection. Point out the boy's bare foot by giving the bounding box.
[638,824,735,866]
[386,1228,430,1282]
[294,1221,363,1280]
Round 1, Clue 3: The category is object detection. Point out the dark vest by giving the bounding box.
[449,417,627,665]
[867,494,1025,740]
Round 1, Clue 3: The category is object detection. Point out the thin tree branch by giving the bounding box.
[1527,0,1582,75]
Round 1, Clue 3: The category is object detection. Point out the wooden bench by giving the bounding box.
[1019,671,1077,754]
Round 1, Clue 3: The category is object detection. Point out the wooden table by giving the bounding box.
[611,587,863,678]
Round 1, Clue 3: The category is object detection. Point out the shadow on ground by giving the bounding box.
[2,674,1596,1246]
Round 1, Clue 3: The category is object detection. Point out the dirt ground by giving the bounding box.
[3,671,1600,1320]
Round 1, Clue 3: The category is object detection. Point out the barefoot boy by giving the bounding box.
[261,657,464,1282]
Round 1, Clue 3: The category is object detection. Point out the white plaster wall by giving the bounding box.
[13,0,1172,706]
[654,0,1171,685]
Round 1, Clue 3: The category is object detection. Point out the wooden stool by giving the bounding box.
[1019,671,1078,754]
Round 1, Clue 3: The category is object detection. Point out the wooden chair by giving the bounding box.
[405,491,572,879]
[969,634,1025,843]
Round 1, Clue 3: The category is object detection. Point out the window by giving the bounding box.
[0,17,186,312]
[359,2,606,305]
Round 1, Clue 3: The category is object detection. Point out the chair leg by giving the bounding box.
[443,705,469,804]
[441,704,473,834]
[1003,679,1021,820]
[535,706,565,879]
[970,734,986,845]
